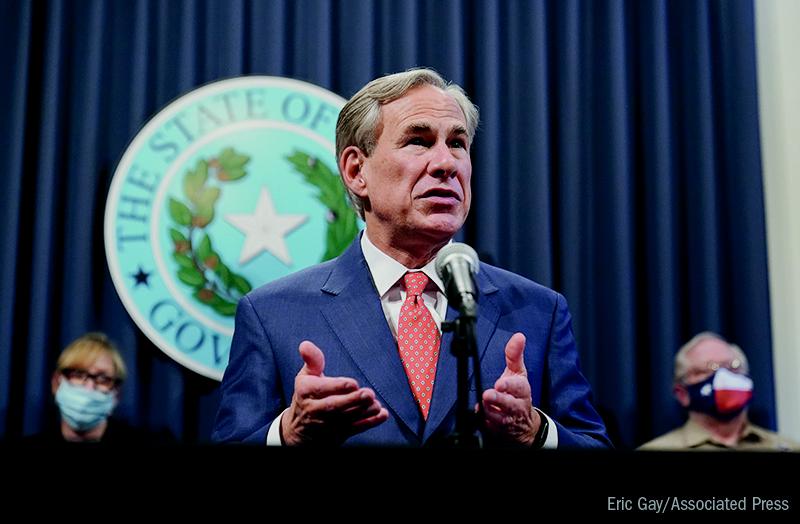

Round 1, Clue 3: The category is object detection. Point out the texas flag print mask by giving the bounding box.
[685,367,754,421]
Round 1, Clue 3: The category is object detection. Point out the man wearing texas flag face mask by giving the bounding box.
[640,332,798,451]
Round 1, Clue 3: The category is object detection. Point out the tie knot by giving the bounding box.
[403,271,429,297]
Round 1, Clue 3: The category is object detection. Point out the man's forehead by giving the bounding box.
[689,338,734,362]
[382,85,467,127]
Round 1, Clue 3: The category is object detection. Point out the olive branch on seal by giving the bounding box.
[285,150,359,261]
[168,148,359,317]
[168,147,252,317]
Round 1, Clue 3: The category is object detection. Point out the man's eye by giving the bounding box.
[407,137,426,146]
[450,139,467,149]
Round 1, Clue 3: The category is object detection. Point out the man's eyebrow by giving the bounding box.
[401,123,468,136]
[402,123,434,135]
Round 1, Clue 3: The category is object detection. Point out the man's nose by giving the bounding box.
[428,142,458,178]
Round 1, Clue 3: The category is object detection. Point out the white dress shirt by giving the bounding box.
[359,229,448,337]
[267,230,557,447]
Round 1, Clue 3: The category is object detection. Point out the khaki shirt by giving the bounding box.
[639,419,799,451]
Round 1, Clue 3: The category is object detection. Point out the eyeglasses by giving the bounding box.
[61,368,121,392]
[679,359,745,383]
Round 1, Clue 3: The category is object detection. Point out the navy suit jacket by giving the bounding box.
[212,236,610,448]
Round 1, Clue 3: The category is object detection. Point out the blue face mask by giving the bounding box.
[55,380,116,432]
[685,368,754,421]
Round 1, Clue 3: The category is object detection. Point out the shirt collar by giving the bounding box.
[682,417,764,448]
[360,230,446,297]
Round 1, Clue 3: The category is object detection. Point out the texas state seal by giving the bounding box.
[104,77,358,380]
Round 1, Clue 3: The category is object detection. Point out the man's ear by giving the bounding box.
[339,146,368,199]
[673,383,690,408]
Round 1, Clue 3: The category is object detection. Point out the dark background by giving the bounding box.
[0,0,772,448]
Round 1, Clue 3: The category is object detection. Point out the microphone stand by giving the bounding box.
[442,294,484,448]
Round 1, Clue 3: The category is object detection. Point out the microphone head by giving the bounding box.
[435,242,480,280]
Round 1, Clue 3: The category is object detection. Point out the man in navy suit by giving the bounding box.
[212,68,610,448]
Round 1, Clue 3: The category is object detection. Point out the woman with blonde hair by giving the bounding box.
[49,332,127,442]
[25,332,172,444]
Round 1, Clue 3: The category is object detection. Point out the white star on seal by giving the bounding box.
[225,187,308,266]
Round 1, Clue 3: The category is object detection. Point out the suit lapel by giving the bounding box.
[319,239,422,437]
[422,268,500,443]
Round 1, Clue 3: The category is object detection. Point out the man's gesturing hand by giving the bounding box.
[281,341,389,446]
[480,332,542,447]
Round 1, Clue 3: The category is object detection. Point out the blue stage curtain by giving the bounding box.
[0,0,771,447]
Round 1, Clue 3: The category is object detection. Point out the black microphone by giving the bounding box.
[435,242,480,317]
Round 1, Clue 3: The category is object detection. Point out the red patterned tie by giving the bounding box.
[397,271,441,419]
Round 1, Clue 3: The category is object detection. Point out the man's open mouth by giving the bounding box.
[420,188,461,201]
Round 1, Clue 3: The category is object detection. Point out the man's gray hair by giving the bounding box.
[673,331,749,382]
[335,68,480,218]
